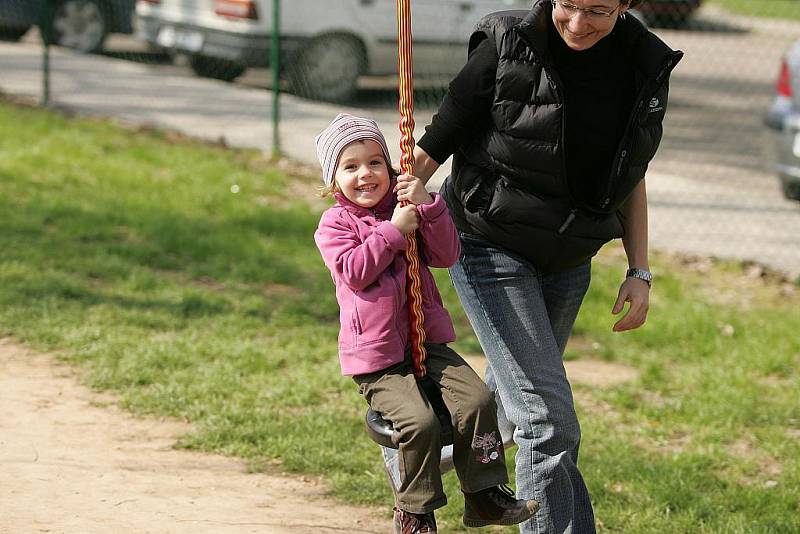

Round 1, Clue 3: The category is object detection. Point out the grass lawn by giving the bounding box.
[709,0,800,21]
[1,100,799,532]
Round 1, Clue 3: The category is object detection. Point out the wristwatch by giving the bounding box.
[626,267,653,287]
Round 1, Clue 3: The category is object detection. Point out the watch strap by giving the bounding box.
[626,267,652,286]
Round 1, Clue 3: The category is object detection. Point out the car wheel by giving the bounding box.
[0,26,31,41]
[49,0,108,53]
[782,181,800,201]
[289,35,364,103]
[189,55,247,82]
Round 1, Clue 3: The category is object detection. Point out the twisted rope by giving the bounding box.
[397,0,427,378]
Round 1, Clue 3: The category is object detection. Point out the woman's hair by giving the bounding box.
[319,158,400,198]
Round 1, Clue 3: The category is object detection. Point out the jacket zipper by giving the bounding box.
[600,52,682,209]
[371,208,396,277]
[543,63,582,234]
[515,17,579,232]
[558,209,577,234]
[372,207,404,331]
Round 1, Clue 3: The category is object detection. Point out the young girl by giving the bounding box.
[314,114,538,532]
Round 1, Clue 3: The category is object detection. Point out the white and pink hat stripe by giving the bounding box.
[315,113,393,187]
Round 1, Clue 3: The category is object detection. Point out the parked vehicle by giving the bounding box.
[0,0,135,53]
[636,0,702,28]
[765,39,800,202]
[134,0,528,103]
[0,0,36,41]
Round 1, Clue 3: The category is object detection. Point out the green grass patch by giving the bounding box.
[1,101,798,532]
[709,0,800,21]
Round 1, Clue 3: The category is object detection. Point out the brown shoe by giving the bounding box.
[462,485,539,527]
[393,507,437,533]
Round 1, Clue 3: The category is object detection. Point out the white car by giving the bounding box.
[134,0,527,102]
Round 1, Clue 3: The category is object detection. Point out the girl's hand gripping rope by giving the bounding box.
[395,173,433,206]
[391,203,421,235]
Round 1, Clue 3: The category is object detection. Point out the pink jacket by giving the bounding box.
[314,187,460,376]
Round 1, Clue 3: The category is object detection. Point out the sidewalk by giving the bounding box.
[1,39,798,280]
[0,40,451,183]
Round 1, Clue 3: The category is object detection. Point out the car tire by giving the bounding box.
[782,181,800,202]
[189,55,247,82]
[0,26,31,41]
[644,10,691,29]
[49,0,108,53]
[288,34,365,103]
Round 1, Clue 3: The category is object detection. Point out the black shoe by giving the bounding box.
[462,485,539,527]
[394,507,437,533]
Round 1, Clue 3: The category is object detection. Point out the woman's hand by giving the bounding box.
[616,180,650,332]
[391,203,420,235]
[395,173,433,205]
[611,277,650,332]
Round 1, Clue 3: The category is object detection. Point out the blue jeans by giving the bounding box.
[449,232,595,534]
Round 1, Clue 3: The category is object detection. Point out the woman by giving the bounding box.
[412,1,683,532]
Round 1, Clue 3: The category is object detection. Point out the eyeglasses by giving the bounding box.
[551,0,621,19]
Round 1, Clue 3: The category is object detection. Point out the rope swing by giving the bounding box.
[396,0,427,379]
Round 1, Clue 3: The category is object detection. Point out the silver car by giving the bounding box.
[765,38,800,202]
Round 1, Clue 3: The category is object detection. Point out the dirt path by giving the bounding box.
[1,337,638,534]
[0,338,390,534]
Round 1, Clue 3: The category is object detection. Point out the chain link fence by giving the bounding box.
[1,0,798,280]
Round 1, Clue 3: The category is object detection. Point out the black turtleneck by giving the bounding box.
[547,21,635,204]
[419,18,635,205]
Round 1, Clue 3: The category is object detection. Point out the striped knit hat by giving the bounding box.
[315,113,392,187]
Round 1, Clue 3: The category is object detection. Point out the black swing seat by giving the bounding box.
[365,376,454,449]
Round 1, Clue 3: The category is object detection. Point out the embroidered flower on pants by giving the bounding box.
[472,431,501,463]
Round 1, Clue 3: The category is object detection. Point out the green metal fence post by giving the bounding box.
[271,0,281,160]
[41,0,52,105]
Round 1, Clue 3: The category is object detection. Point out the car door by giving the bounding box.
[351,0,527,78]
[411,0,482,78]
[425,0,530,77]
[348,0,478,78]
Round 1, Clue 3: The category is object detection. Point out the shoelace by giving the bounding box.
[415,512,436,532]
[396,509,436,533]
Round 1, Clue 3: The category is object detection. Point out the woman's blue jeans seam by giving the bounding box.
[458,246,545,534]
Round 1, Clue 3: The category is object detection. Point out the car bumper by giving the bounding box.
[134,14,303,67]
[767,107,800,189]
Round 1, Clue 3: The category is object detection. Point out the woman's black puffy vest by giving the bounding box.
[442,1,683,272]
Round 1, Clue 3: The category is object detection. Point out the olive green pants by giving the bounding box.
[354,343,508,513]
